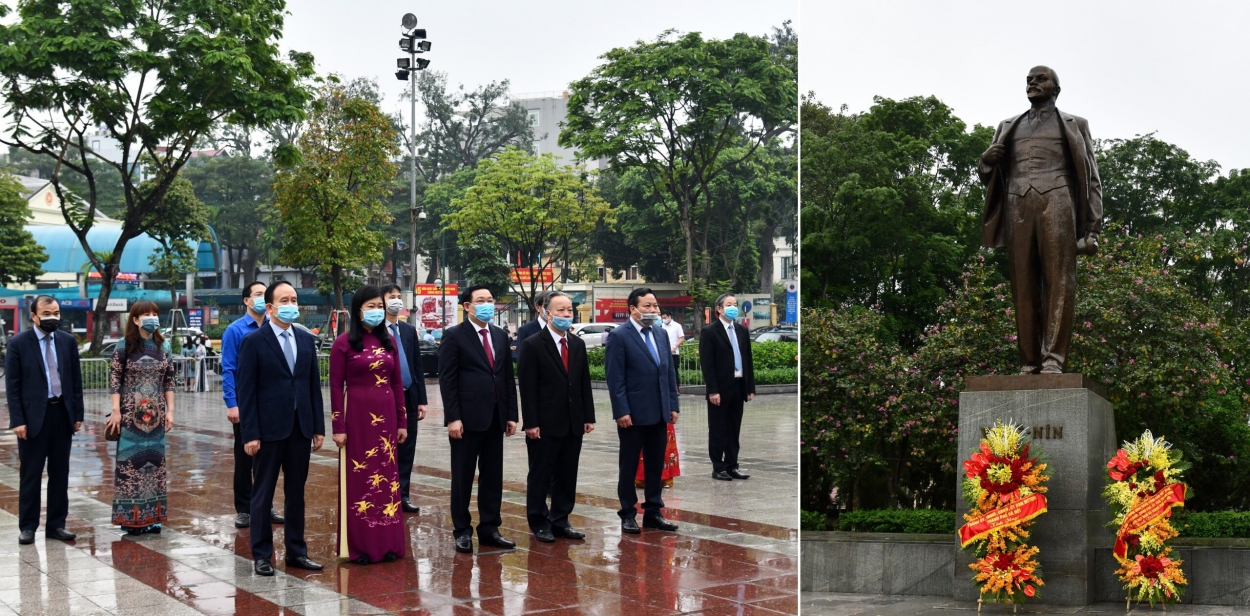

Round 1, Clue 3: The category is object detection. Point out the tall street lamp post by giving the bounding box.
[395,12,431,292]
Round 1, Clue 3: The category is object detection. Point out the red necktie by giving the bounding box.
[480,328,495,369]
[560,336,568,372]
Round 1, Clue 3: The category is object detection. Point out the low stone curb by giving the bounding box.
[589,382,797,395]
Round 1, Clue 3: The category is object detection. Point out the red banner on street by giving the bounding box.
[958,493,1049,548]
[510,268,554,284]
[594,298,629,323]
[1114,482,1186,558]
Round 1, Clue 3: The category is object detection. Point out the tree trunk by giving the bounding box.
[757,223,777,294]
[88,250,126,354]
[332,263,344,314]
[240,248,260,288]
[682,211,701,331]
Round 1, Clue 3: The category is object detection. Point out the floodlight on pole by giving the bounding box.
[395,12,431,291]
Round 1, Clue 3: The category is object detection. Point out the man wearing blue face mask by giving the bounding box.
[220,281,284,529]
[700,293,756,481]
[517,291,595,543]
[438,284,518,553]
[236,281,325,576]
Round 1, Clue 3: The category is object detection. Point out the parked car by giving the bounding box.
[754,331,798,343]
[418,339,439,377]
[750,324,798,341]
[580,332,607,349]
[292,323,328,351]
[572,323,618,337]
[79,337,123,354]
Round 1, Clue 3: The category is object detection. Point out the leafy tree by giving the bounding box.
[412,72,533,183]
[0,0,314,351]
[562,29,797,328]
[274,80,399,311]
[590,168,685,283]
[143,176,209,308]
[1097,134,1221,237]
[444,148,613,311]
[180,155,274,286]
[800,95,993,349]
[0,174,48,285]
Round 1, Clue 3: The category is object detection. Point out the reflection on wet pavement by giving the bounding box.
[0,385,797,614]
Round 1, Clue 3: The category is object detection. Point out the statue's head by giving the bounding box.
[1026,66,1060,103]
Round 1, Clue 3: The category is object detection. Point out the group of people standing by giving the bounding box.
[4,281,758,574]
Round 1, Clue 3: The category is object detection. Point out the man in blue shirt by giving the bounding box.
[221,281,283,528]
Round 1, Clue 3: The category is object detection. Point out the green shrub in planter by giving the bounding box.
[801,510,828,531]
[1173,511,1250,538]
[838,509,956,534]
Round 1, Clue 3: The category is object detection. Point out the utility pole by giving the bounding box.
[395,13,431,291]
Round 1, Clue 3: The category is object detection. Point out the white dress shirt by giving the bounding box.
[662,320,684,355]
[35,327,59,398]
[721,317,743,378]
[269,320,298,366]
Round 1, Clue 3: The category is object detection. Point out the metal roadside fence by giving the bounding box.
[79,354,333,391]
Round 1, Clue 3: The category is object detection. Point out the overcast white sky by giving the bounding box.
[801,1,1250,170]
[282,0,796,123]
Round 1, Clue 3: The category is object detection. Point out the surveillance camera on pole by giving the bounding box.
[395,12,431,290]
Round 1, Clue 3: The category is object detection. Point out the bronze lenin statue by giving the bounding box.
[978,66,1103,375]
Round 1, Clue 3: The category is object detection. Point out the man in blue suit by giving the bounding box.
[605,287,680,534]
[5,296,84,545]
[381,284,428,513]
[236,281,326,576]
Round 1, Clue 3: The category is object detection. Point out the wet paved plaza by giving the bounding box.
[801,593,1250,615]
[0,383,797,615]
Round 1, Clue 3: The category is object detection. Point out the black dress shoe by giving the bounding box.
[454,535,473,553]
[712,471,733,481]
[727,469,750,480]
[479,532,515,549]
[254,559,275,576]
[270,508,285,524]
[285,555,323,570]
[18,530,34,545]
[234,513,251,528]
[533,529,555,543]
[551,526,586,540]
[643,516,678,532]
[45,528,76,541]
[621,518,641,534]
[401,500,420,513]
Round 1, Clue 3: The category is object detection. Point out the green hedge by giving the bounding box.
[1173,511,1250,538]
[801,510,828,531]
[837,509,957,534]
[586,340,796,384]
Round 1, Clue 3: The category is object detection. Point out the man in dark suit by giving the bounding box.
[438,284,518,553]
[515,290,552,344]
[381,284,428,514]
[518,291,595,543]
[700,293,756,481]
[5,296,83,545]
[236,281,326,576]
[605,287,680,534]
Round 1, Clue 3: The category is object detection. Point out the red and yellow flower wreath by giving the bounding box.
[959,420,1050,608]
[1103,430,1189,607]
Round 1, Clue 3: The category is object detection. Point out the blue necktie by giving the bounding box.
[281,330,296,374]
[728,323,742,373]
[642,327,660,366]
[391,324,413,390]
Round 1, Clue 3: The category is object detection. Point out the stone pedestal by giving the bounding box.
[954,374,1116,606]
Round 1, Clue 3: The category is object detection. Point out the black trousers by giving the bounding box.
[232,422,253,514]
[617,421,666,519]
[449,415,503,539]
[671,354,681,390]
[17,400,73,532]
[525,431,583,532]
[708,378,745,473]
[397,391,421,501]
[249,432,310,561]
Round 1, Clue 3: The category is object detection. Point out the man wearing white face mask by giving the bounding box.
[220,281,284,528]
[380,284,428,514]
[700,293,756,481]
